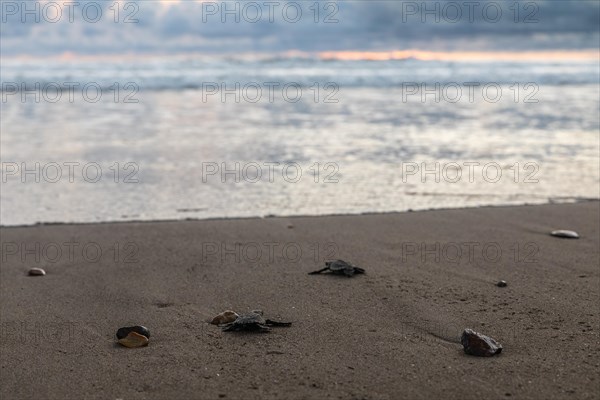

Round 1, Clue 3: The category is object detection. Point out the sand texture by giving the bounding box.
[1,202,599,399]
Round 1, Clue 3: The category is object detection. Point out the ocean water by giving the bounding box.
[1,57,599,226]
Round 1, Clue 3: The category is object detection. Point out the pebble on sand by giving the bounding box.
[496,280,507,287]
[550,230,579,239]
[28,268,46,276]
[210,310,239,325]
[461,329,502,357]
[118,331,149,348]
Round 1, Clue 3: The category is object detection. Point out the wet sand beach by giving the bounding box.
[1,202,599,399]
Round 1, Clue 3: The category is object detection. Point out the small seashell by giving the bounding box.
[496,280,507,287]
[550,230,579,239]
[28,268,46,276]
[461,329,502,357]
[116,325,150,340]
[118,331,149,348]
[210,310,239,325]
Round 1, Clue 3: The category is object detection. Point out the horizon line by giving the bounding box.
[2,49,599,62]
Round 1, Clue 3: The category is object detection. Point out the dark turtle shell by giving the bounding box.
[221,313,270,332]
[309,259,365,277]
[116,325,150,340]
[221,312,291,333]
[234,313,266,325]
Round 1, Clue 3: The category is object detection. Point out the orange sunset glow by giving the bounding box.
[318,49,600,62]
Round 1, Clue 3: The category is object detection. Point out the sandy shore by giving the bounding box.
[1,202,599,399]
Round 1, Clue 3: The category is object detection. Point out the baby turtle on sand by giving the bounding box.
[221,311,291,333]
[550,230,579,239]
[116,325,150,348]
[309,260,365,277]
[461,329,502,357]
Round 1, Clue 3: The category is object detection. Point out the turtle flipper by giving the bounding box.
[265,319,292,327]
[220,322,236,332]
[256,324,272,332]
[308,267,329,275]
[222,322,271,332]
[341,265,365,277]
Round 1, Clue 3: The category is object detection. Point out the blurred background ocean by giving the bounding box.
[2,56,598,225]
[1,1,598,225]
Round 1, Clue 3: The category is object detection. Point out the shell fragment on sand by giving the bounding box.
[28,268,46,276]
[550,230,579,239]
[118,331,149,348]
[210,310,239,325]
[461,329,502,357]
[116,325,150,340]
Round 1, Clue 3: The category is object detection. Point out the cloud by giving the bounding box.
[1,0,598,56]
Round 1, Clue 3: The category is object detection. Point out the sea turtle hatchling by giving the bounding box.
[220,310,291,333]
[308,259,365,277]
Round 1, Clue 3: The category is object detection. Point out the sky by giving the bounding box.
[1,0,599,57]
